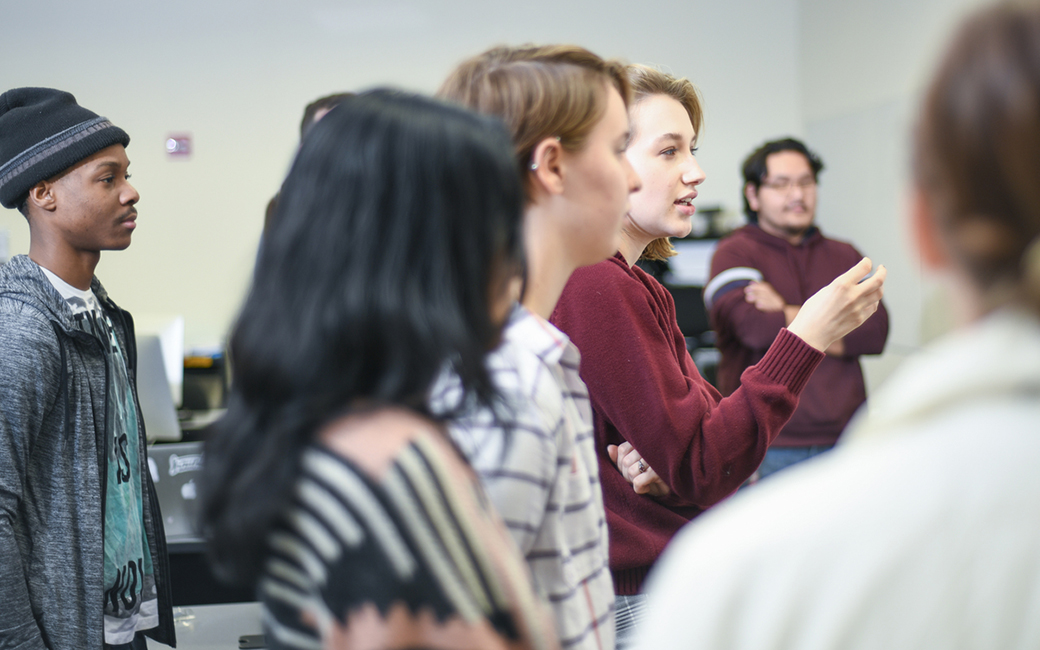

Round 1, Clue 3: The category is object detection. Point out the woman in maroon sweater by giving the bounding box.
[549,65,887,645]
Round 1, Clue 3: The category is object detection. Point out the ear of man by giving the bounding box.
[744,182,761,212]
[26,181,58,215]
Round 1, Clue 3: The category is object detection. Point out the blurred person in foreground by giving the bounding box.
[634,4,1040,648]
[200,89,557,650]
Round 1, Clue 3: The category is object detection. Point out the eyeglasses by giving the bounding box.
[760,177,817,193]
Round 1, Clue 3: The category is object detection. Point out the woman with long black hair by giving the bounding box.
[200,89,556,650]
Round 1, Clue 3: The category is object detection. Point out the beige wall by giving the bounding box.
[2,0,988,382]
[798,0,988,389]
[2,0,802,350]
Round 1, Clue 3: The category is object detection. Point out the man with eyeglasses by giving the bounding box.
[704,137,889,479]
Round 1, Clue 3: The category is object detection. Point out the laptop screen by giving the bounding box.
[147,441,204,543]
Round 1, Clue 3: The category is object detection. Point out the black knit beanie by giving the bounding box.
[0,87,130,209]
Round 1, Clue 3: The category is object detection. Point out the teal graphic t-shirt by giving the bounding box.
[41,268,158,644]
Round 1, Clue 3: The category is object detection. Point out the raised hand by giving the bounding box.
[787,257,886,352]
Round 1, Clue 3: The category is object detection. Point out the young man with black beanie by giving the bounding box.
[0,88,175,650]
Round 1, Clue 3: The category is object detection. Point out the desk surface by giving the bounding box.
[147,603,263,650]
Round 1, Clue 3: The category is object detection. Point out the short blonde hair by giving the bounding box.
[626,64,705,261]
[438,44,631,201]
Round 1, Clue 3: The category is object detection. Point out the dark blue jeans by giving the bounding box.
[757,444,835,481]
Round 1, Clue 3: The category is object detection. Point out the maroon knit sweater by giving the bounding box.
[550,253,823,594]
[707,225,889,446]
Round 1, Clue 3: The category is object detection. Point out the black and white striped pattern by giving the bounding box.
[703,266,763,309]
[432,305,614,650]
[259,433,551,650]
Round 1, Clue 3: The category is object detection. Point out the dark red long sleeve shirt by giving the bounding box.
[551,253,823,594]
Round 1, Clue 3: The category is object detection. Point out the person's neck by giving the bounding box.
[618,221,653,267]
[29,240,99,291]
[521,205,581,320]
[759,222,810,247]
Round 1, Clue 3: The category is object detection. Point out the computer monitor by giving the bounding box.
[135,315,184,442]
[136,334,182,442]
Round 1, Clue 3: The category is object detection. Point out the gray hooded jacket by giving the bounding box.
[0,255,175,650]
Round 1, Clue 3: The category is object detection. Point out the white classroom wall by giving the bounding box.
[1,0,801,350]
[798,0,988,387]
[0,0,989,390]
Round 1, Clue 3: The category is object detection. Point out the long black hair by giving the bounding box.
[200,89,525,585]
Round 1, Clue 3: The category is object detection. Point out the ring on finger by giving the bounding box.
[637,459,647,473]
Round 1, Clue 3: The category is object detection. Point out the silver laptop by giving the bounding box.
[147,441,204,543]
